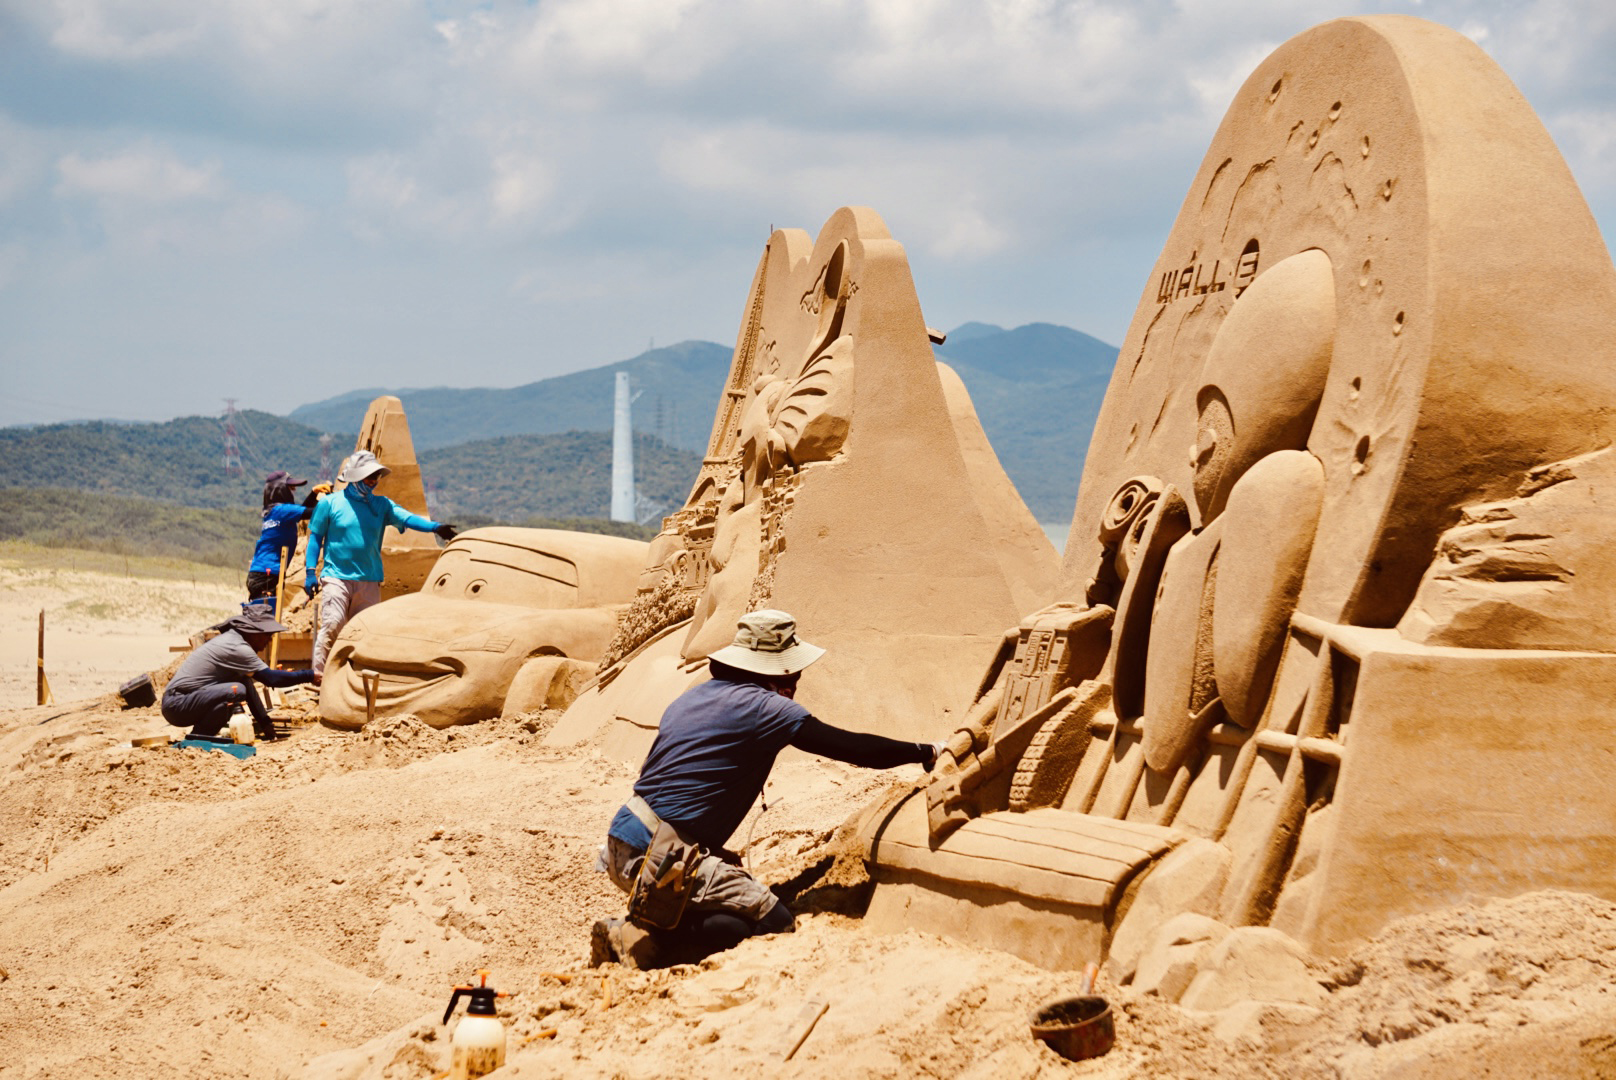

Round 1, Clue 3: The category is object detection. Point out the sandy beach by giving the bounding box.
[3,548,1616,1079]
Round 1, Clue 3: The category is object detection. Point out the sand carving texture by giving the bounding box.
[347,395,441,602]
[864,15,1616,967]
[319,528,647,729]
[552,207,1058,754]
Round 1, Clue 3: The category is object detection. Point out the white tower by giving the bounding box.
[611,371,636,522]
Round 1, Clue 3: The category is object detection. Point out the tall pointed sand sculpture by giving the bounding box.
[547,207,1058,757]
[345,395,440,601]
[862,15,1616,968]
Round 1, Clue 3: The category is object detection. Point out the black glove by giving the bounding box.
[435,523,459,541]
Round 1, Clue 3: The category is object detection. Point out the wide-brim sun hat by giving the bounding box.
[225,609,290,635]
[340,450,391,485]
[708,609,826,676]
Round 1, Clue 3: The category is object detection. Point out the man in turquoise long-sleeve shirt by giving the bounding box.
[305,450,457,676]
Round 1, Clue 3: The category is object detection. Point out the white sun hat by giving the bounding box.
[708,609,826,676]
[339,450,391,485]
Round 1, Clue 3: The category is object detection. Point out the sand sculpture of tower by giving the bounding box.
[861,15,1616,967]
[547,206,1059,757]
[345,395,440,601]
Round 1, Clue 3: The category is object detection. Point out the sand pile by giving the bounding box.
[4,683,1616,1079]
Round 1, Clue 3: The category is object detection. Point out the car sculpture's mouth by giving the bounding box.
[325,596,536,726]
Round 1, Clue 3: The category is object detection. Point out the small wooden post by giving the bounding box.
[36,609,54,707]
[363,671,379,725]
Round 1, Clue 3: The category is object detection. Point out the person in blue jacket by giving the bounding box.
[246,471,323,604]
[305,450,457,676]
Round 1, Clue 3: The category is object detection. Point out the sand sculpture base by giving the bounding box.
[863,620,1616,966]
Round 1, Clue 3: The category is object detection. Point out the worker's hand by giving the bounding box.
[922,741,947,772]
[305,571,321,596]
[434,523,459,541]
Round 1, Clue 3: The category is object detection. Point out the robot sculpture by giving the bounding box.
[863,15,1616,966]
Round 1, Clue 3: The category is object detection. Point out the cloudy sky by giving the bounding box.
[1,0,1612,428]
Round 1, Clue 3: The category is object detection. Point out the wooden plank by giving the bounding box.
[877,838,1116,908]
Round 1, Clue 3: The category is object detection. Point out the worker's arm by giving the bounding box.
[790,717,939,770]
[386,501,456,540]
[305,498,330,590]
[254,668,316,688]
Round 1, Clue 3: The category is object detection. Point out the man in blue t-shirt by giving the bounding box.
[591,610,941,969]
[246,471,322,602]
[304,451,457,676]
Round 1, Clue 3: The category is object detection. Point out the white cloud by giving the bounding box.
[56,145,221,203]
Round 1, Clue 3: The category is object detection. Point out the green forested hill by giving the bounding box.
[0,488,261,567]
[419,432,700,522]
[0,412,337,510]
[4,322,1120,528]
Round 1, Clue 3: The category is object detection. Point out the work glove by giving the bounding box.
[434,523,459,541]
[922,741,947,772]
[305,571,321,596]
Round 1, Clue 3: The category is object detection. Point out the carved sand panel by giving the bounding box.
[553,207,1059,752]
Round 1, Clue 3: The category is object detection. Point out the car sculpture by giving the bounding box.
[318,527,649,728]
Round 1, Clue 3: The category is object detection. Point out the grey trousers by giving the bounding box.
[600,834,781,924]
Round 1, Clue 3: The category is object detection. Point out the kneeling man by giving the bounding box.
[162,609,316,741]
[592,609,939,968]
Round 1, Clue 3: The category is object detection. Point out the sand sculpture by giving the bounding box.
[547,207,1058,757]
[861,15,1616,968]
[346,395,441,602]
[318,528,648,729]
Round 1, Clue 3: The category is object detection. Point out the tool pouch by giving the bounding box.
[628,820,703,930]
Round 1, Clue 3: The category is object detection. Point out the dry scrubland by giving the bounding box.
[2,547,1615,1079]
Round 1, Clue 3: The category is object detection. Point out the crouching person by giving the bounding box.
[591,610,940,969]
[162,609,317,741]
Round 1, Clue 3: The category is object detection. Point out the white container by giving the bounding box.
[450,1013,506,1079]
[228,715,256,745]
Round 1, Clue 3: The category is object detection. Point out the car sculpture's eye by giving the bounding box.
[466,579,487,598]
[433,574,451,590]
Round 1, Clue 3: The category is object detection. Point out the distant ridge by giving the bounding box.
[2,323,1121,526]
[289,322,1120,522]
[290,341,732,454]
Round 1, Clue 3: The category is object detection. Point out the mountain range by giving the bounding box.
[287,322,1120,522]
[1,322,1118,525]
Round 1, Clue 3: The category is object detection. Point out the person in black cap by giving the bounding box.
[246,470,327,602]
[161,609,317,740]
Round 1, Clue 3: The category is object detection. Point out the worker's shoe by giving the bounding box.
[590,916,662,970]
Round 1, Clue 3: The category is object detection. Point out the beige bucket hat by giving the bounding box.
[708,609,826,676]
[340,450,391,485]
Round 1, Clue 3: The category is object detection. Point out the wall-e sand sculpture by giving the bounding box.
[861,15,1616,969]
[548,206,1058,757]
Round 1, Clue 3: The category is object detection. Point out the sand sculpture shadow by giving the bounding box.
[860,15,1616,967]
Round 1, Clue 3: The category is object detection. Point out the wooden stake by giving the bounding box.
[268,545,288,707]
[363,672,379,725]
[36,610,54,707]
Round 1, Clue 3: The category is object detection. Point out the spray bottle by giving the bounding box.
[442,969,507,1080]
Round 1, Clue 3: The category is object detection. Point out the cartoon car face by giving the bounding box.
[320,528,647,728]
